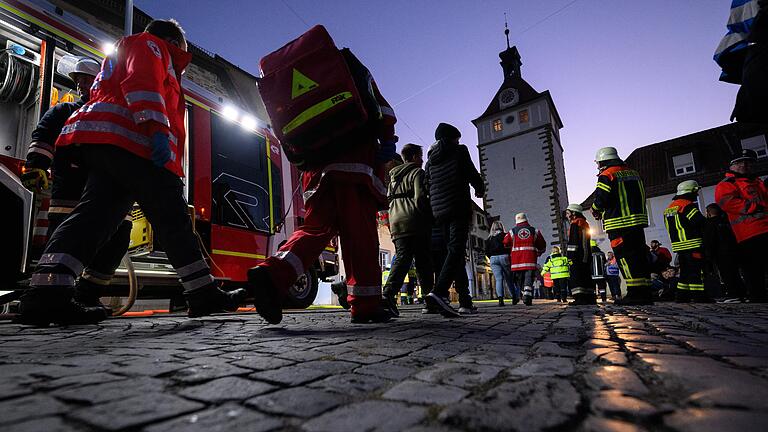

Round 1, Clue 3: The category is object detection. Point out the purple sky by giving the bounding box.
[135,0,737,203]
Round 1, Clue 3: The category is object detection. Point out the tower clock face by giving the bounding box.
[499,88,519,107]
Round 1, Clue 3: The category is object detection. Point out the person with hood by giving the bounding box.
[504,212,546,306]
[591,147,652,305]
[16,20,249,327]
[20,56,132,313]
[381,144,433,317]
[424,123,484,317]
[663,180,712,303]
[486,220,515,306]
[715,149,768,302]
[565,204,595,305]
[704,203,745,302]
[542,246,571,302]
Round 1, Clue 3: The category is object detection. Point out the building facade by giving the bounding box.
[473,44,569,264]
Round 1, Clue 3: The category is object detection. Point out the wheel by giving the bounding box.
[283,268,318,309]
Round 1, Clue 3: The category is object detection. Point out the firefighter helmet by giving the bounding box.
[566,203,583,213]
[595,147,621,163]
[68,57,100,80]
[676,180,700,195]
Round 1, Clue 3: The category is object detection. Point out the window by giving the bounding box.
[672,152,695,176]
[505,115,515,124]
[210,112,281,233]
[492,119,502,132]
[742,135,768,158]
[379,250,390,270]
[476,214,483,225]
[519,109,529,123]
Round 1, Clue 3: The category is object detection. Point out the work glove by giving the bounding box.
[591,208,603,220]
[20,167,49,192]
[151,132,172,168]
[375,137,398,163]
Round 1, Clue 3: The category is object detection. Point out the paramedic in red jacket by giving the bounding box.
[504,212,546,306]
[715,149,768,302]
[248,82,398,324]
[16,20,246,326]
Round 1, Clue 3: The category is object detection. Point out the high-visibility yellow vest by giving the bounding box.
[542,255,571,279]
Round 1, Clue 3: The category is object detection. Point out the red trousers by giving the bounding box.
[260,179,381,316]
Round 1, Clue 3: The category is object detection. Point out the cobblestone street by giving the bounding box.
[1,301,767,431]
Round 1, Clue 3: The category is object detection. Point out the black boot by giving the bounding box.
[615,289,654,305]
[15,288,109,327]
[498,297,504,306]
[351,300,393,324]
[382,293,400,317]
[185,286,247,318]
[73,279,112,314]
[330,281,350,310]
[247,266,283,324]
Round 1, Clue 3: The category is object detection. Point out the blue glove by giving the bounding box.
[375,139,397,162]
[151,132,171,167]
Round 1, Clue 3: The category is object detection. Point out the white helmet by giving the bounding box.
[595,147,621,163]
[68,57,100,80]
[515,213,528,223]
[566,203,583,213]
[676,180,700,195]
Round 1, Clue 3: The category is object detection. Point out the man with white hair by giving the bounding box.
[504,212,546,306]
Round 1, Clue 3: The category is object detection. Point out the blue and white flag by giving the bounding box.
[714,0,760,83]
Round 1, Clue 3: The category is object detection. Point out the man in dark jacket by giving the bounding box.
[565,204,595,305]
[20,56,131,314]
[382,144,433,316]
[425,123,484,317]
[705,203,745,302]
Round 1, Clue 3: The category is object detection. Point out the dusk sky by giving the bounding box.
[135,0,737,204]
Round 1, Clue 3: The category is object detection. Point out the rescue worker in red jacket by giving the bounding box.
[504,212,546,306]
[247,76,398,324]
[565,204,595,305]
[714,149,768,302]
[16,20,246,326]
[664,180,712,303]
[591,147,652,305]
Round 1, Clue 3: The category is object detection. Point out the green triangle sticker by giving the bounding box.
[291,68,319,99]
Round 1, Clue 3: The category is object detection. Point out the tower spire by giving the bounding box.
[504,13,510,49]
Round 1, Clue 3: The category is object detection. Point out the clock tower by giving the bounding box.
[473,43,569,252]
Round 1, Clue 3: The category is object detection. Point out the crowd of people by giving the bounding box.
[13,11,768,327]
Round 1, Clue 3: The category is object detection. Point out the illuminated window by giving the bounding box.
[519,110,529,123]
[492,119,502,132]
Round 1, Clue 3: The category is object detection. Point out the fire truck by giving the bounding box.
[0,0,338,314]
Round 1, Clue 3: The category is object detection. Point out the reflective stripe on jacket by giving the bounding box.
[542,254,571,279]
[56,33,192,177]
[504,222,546,271]
[591,164,648,232]
[664,198,706,252]
[714,171,768,243]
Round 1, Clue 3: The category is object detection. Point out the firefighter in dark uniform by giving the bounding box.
[591,240,608,302]
[664,180,712,303]
[565,204,595,305]
[590,147,653,305]
[20,57,131,311]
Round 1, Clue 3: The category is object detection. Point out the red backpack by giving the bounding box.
[259,25,380,165]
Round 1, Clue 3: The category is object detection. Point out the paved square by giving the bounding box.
[1,302,767,431]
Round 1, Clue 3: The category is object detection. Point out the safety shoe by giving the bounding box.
[512,296,520,305]
[351,305,392,324]
[426,292,461,318]
[615,290,654,306]
[247,266,283,324]
[15,289,109,327]
[382,294,400,317]
[185,286,247,318]
[569,294,597,306]
[331,281,350,310]
[73,280,112,314]
[523,294,533,306]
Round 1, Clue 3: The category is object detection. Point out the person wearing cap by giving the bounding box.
[715,149,768,302]
[424,122,485,317]
[17,20,247,326]
[504,212,546,306]
[541,246,571,302]
[564,204,595,305]
[664,180,712,303]
[19,56,132,316]
[591,147,652,305]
